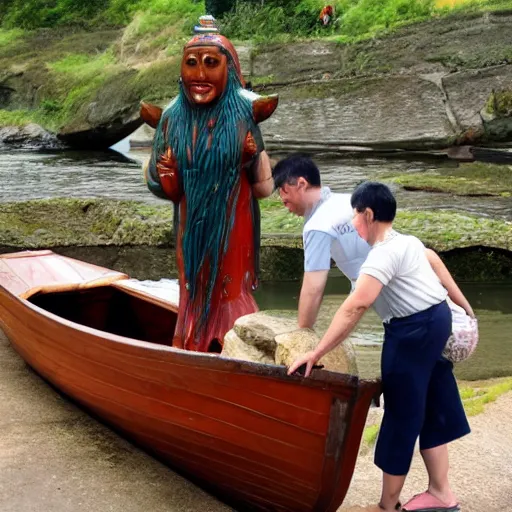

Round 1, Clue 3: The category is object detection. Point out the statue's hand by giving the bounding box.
[243,131,259,159]
[157,147,182,203]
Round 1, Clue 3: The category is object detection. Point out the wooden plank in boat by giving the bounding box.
[0,250,128,299]
[112,279,179,313]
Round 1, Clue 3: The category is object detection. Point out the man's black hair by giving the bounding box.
[272,153,322,189]
[351,181,397,222]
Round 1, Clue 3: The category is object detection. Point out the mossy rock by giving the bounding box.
[393,210,512,252]
[0,198,173,248]
[0,28,181,146]
[1,197,511,281]
[2,196,511,254]
[486,89,512,117]
[380,162,512,197]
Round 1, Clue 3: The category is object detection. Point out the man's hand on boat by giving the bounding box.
[287,350,322,378]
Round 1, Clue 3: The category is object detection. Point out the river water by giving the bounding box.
[0,148,511,380]
[1,148,511,219]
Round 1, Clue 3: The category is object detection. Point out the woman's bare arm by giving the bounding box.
[288,274,383,376]
[426,248,475,317]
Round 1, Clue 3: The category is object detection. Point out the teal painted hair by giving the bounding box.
[150,63,258,337]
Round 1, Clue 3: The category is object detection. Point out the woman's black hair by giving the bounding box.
[272,153,321,189]
[351,181,397,222]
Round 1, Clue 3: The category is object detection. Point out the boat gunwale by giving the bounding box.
[0,282,380,395]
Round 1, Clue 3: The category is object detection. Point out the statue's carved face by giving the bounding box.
[181,46,228,105]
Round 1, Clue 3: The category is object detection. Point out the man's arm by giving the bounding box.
[251,150,274,199]
[289,274,383,376]
[299,229,334,328]
[298,270,329,328]
[425,248,475,317]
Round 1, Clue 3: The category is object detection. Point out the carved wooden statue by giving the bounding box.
[141,21,277,353]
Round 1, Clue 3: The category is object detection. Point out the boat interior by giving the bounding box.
[28,285,178,346]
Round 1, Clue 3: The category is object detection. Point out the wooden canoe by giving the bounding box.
[0,250,381,512]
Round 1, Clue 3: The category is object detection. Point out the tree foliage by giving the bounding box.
[205,0,235,18]
[1,0,112,29]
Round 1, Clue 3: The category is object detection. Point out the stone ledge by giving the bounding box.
[1,198,511,281]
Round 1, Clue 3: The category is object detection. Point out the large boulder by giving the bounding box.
[0,123,61,149]
[222,311,359,376]
[250,11,512,152]
[259,75,456,151]
[57,71,144,149]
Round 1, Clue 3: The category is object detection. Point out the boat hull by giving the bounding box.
[0,275,380,512]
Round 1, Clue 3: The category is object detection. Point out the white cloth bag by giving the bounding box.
[443,298,479,363]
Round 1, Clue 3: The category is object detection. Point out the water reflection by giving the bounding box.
[0,148,166,205]
[254,278,512,381]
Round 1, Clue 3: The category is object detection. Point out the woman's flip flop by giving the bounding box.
[402,491,460,512]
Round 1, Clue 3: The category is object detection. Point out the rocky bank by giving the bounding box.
[0,11,511,152]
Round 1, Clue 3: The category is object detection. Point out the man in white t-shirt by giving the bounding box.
[272,154,370,328]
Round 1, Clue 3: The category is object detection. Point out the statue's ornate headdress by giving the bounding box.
[193,15,219,34]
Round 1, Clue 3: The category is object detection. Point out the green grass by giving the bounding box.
[129,57,182,102]
[108,0,204,40]
[47,52,117,78]
[382,163,512,198]
[363,424,380,446]
[2,0,509,43]
[35,51,122,130]
[0,109,34,127]
[0,28,23,47]
[220,0,512,43]
[459,377,512,416]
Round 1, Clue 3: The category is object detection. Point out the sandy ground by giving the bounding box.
[341,394,512,511]
[1,329,511,511]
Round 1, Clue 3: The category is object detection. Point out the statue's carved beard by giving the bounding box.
[158,66,256,337]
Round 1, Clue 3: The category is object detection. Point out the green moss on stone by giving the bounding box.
[0,198,173,248]
[486,89,512,117]
[260,194,512,253]
[1,198,511,281]
[394,210,512,252]
[130,57,181,103]
[251,75,275,86]
[0,109,34,127]
[381,162,512,197]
